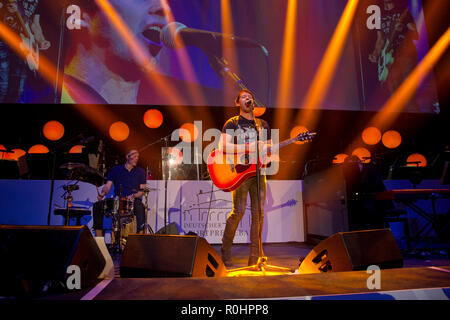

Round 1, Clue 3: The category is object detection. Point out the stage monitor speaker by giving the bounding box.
[0,225,106,296]
[120,234,227,278]
[299,228,403,274]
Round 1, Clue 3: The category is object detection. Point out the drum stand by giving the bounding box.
[142,188,154,234]
[109,200,133,254]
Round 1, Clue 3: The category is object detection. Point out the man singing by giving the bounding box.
[219,89,271,267]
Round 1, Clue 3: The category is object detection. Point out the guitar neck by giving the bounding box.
[271,136,303,151]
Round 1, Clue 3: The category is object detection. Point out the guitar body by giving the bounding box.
[19,24,39,71]
[378,39,394,82]
[207,131,316,192]
[207,149,263,192]
[377,8,409,83]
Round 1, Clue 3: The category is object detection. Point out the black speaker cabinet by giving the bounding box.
[120,234,227,278]
[299,229,403,274]
[0,225,106,296]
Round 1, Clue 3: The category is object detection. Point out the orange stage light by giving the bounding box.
[333,153,349,164]
[2,148,26,161]
[406,153,427,167]
[179,123,199,143]
[253,107,266,117]
[69,145,85,154]
[290,125,309,145]
[275,0,298,108]
[0,144,6,159]
[362,127,381,145]
[352,147,371,163]
[43,121,64,141]
[28,144,49,154]
[382,130,402,149]
[143,109,164,128]
[109,121,130,142]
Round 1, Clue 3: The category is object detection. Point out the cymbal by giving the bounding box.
[60,162,88,170]
[60,162,104,185]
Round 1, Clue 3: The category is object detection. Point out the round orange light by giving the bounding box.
[290,125,309,145]
[253,107,266,117]
[333,153,349,164]
[0,144,7,159]
[109,121,130,142]
[352,147,371,163]
[69,145,85,154]
[179,123,199,143]
[43,120,64,141]
[28,144,49,154]
[362,127,381,145]
[143,109,163,128]
[406,153,427,167]
[3,148,26,160]
[382,130,402,149]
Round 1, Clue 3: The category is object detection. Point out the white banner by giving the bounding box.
[0,180,305,244]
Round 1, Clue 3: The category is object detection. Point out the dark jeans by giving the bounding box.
[0,42,28,103]
[92,198,145,233]
[221,175,266,263]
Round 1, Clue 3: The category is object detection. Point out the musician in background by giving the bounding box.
[342,155,395,230]
[368,0,419,111]
[0,0,50,102]
[219,89,271,267]
[93,148,146,237]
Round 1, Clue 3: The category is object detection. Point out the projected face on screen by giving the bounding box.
[62,0,170,104]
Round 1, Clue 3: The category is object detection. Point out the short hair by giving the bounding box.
[234,89,254,105]
[125,147,139,158]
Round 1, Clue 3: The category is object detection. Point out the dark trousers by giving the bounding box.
[221,175,266,263]
[0,42,28,103]
[92,198,145,233]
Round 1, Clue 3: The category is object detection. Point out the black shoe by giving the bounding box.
[223,259,233,268]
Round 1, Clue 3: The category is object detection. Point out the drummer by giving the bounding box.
[93,148,146,236]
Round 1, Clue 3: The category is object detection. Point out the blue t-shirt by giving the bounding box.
[106,165,146,198]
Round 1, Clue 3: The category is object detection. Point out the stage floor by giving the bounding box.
[7,242,448,301]
[85,242,450,300]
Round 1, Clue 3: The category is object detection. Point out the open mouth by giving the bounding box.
[142,24,164,57]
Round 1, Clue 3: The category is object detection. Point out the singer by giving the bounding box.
[219,89,271,267]
[61,0,170,104]
[93,148,146,236]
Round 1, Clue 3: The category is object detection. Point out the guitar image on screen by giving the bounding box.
[377,8,409,83]
[7,0,40,71]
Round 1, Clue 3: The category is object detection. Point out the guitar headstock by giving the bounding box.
[294,131,316,142]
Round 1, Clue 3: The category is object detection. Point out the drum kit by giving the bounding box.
[59,161,157,253]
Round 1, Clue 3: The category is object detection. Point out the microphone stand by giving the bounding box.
[46,133,85,225]
[139,134,172,234]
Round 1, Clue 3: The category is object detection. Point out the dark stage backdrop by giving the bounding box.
[0,0,440,113]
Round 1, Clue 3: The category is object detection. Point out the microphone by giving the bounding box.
[143,22,265,53]
[245,99,254,109]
